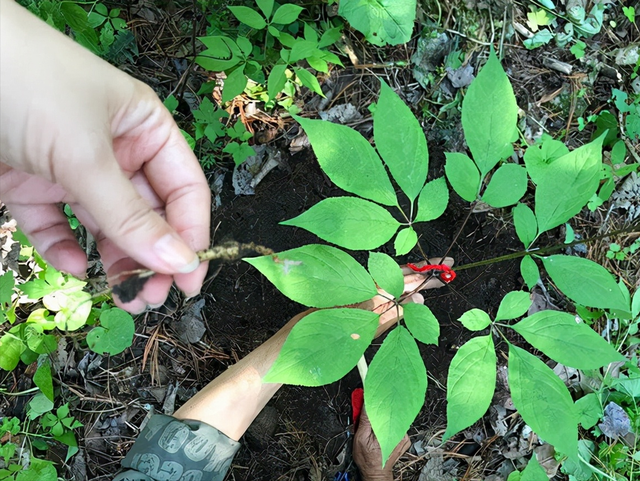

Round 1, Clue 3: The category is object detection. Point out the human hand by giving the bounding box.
[0,2,211,313]
[353,408,411,481]
[355,257,454,338]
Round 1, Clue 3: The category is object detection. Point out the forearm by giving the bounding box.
[173,309,314,441]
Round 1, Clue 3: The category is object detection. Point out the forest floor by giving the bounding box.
[2,1,640,480]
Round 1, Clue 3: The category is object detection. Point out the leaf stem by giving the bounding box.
[454,222,640,272]
[356,355,368,383]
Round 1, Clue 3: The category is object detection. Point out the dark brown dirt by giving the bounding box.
[197,141,524,480]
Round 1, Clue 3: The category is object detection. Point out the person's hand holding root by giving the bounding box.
[352,257,454,481]
[0,1,210,313]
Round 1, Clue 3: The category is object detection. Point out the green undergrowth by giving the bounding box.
[0,237,134,479]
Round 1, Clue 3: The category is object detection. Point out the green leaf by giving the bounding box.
[245,244,377,308]
[415,177,449,222]
[307,56,328,73]
[235,36,253,57]
[520,455,549,481]
[459,308,491,331]
[575,393,602,429]
[523,29,553,49]
[373,80,428,201]
[281,197,400,250]
[445,152,480,202]
[508,344,577,458]
[34,360,54,402]
[222,66,247,102]
[368,253,404,299]
[222,141,255,166]
[520,255,539,290]
[60,3,99,50]
[513,203,538,248]
[196,36,242,71]
[632,288,639,319]
[338,0,416,46]
[523,138,570,184]
[27,392,54,420]
[295,116,397,206]
[289,39,319,63]
[43,290,92,331]
[21,278,58,299]
[0,333,24,371]
[256,0,274,18]
[268,64,288,99]
[163,94,178,113]
[86,308,135,356]
[511,310,624,369]
[481,164,527,208]
[24,324,57,354]
[495,291,531,321]
[294,67,324,97]
[541,255,629,311]
[15,456,57,481]
[228,6,266,29]
[394,227,417,256]
[443,335,496,440]
[271,4,304,24]
[319,27,342,48]
[0,271,13,305]
[462,50,518,176]
[264,308,378,386]
[535,137,603,234]
[365,326,426,464]
[403,303,439,345]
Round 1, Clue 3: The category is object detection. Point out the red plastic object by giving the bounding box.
[351,388,364,427]
[407,263,457,283]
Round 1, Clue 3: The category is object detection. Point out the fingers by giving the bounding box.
[115,98,211,297]
[7,203,87,278]
[353,408,410,475]
[106,256,174,313]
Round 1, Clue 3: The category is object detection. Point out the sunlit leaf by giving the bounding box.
[368,252,404,299]
[415,177,449,222]
[495,291,531,321]
[403,303,439,345]
[445,152,480,202]
[365,327,426,464]
[338,0,416,46]
[281,197,400,250]
[245,244,377,308]
[535,137,603,234]
[541,255,629,311]
[394,227,417,256]
[295,116,397,206]
[373,80,428,201]
[443,335,496,440]
[264,308,378,386]
[508,344,578,458]
[459,308,491,331]
[462,50,518,175]
[511,310,624,369]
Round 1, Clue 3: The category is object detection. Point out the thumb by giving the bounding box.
[59,150,199,275]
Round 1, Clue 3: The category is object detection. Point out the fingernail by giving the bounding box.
[185,289,201,299]
[154,233,200,273]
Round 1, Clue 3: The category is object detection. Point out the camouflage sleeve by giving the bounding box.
[113,414,240,481]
